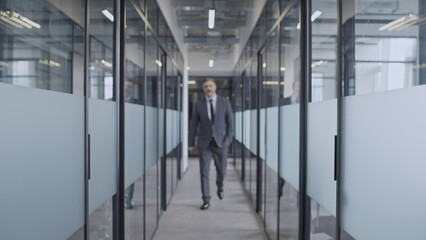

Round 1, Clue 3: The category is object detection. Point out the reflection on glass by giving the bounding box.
[309,198,336,240]
[89,0,114,100]
[279,2,300,239]
[145,29,159,240]
[0,0,84,94]
[249,57,258,206]
[311,0,337,101]
[345,0,425,96]
[124,1,145,239]
[263,25,280,240]
[69,199,113,239]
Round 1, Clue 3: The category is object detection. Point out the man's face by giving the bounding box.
[203,80,217,98]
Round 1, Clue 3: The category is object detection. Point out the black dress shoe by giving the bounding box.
[217,189,224,200]
[200,202,210,210]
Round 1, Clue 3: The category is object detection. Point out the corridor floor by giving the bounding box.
[153,158,268,240]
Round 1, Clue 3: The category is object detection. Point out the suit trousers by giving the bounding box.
[198,140,228,203]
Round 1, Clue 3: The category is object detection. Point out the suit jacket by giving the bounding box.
[189,95,233,148]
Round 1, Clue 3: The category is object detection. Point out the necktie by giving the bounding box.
[209,99,215,122]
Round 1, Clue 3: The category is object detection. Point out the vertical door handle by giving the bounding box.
[88,134,91,180]
[334,135,337,181]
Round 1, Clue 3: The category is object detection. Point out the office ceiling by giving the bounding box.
[172,0,253,53]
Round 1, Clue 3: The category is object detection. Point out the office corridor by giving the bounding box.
[153,158,268,240]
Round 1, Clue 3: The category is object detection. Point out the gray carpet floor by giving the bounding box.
[153,158,268,240]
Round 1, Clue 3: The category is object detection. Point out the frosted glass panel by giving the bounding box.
[166,109,173,153]
[235,112,242,142]
[250,110,257,153]
[0,83,84,239]
[89,99,117,213]
[307,99,337,215]
[158,108,164,156]
[173,110,179,148]
[243,110,251,149]
[279,104,299,190]
[146,106,158,169]
[342,86,426,240]
[265,107,278,172]
[125,103,144,187]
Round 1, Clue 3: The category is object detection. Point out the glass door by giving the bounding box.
[86,0,116,238]
[306,0,338,239]
[278,2,300,239]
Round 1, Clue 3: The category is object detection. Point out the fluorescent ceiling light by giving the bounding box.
[312,60,328,68]
[280,67,286,71]
[0,11,41,29]
[188,80,196,84]
[102,9,114,22]
[311,10,322,22]
[39,59,61,67]
[379,14,418,31]
[379,16,406,31]
[101,59,112,68]
[209,59,214,67]
[208,9,215,29]
[263,81,284,85]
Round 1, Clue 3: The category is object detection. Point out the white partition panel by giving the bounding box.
[265,107,279,172]
[89,99,117,213]
[279,105,299,190]
[307,99,337,215]
[342,86,426,240]
[0,84,84,239]
[125,103,144,188]
[146,106,158,169]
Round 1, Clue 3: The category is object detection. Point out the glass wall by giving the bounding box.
[307,0,338,239]
[124,1,145,239]
[0,0,183,239]
[340,0,426,239]
[233,0,426,239]
[263,3,280,238]
[145,28,160,240]
[278,2,300,239]
[0,0,85,94]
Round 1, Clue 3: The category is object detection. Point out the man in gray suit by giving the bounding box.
[189,78,233,210]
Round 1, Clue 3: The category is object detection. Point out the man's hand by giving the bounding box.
[188,146,196,153]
